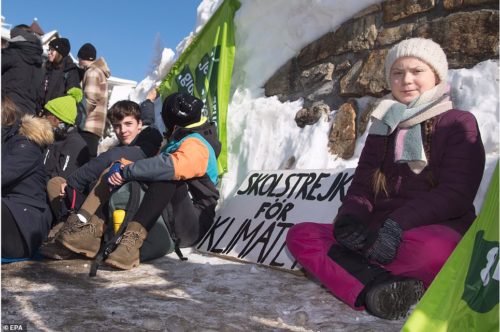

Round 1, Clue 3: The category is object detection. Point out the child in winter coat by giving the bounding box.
[286,38,485,320]
[2,96,54,259]
[42,94,90,179]
[57,93,220,270]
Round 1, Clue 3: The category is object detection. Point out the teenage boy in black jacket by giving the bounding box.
[40,99,162,259]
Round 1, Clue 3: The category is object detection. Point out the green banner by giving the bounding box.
[159,0,240,174]
[402,162,499,332]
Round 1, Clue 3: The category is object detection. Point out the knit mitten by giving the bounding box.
[364,219,403,265]
[333,215,370,252]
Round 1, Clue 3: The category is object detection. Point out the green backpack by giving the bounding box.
[89,181,185,277]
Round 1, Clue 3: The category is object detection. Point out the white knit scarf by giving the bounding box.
[369,83,453,174]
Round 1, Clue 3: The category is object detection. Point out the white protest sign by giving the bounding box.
[197,168,355,271]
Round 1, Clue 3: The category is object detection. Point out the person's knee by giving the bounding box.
[286,222,320,254]
[47,176,66,199]
[404,233,458,272]
[286,223,309,244]
[426,237,458,270]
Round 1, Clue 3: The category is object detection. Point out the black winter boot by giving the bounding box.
[365,277,425,320]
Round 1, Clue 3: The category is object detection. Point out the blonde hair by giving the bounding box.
[1,95,21,126]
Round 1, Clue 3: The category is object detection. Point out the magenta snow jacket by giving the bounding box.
[337,109,485,235]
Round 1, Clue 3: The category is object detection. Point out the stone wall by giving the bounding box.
[264,0,498,159]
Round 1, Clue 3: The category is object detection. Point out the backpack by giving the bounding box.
[89,181,184,277]
[75,101,86,128]
[172,120,221,158]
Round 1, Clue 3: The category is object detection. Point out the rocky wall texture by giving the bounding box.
[264,0,498,159]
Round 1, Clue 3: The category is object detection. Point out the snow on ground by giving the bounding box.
[2,0,498,330]
[1,250,404,332]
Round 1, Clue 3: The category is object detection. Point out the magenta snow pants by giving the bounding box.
[286,222,461,310]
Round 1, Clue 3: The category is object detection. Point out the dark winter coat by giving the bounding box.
[66,126,163,192]
[2,116,54,256]
[41,56,81,109]
[139,99,156,127]
[1,39,43,115]
[337,109,485,236]
[43,127,90,179]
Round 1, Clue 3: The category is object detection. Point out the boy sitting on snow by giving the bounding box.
[50,93,221,270]
[41,98,163,259]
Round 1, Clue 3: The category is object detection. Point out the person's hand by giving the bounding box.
[108,170,124,187]
[106,162,125,188]
[333,215,370,252]
[364,219,402,265]
[59,182,67,197]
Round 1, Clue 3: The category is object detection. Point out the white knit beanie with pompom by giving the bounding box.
[384,38,448,88]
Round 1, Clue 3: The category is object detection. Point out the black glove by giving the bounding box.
[364,219,402,265]
[333,215,370,252]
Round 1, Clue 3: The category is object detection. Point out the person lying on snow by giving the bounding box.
[52,92,220,270]
[286,38,485,320]
[40,99,162,259]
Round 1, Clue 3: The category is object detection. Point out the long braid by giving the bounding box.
[423,117,436,188]
[372,136,389,198]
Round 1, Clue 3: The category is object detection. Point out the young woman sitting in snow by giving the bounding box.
[286,38,485,320]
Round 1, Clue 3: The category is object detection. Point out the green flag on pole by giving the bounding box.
[159,0,241,174]
[402,162,499,332]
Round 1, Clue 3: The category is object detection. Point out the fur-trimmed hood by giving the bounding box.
[17,115,54,147]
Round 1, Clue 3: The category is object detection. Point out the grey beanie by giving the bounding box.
[385,38,448,88]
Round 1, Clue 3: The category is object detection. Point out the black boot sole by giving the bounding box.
[365,278,425,320]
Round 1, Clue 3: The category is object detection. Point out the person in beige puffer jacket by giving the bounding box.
[77,43,111,158]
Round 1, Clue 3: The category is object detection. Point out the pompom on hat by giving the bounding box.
[384,38,448,88]
[44,95,78,125]
[161,93,203,131]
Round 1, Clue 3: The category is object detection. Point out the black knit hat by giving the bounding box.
[49,38,70,57]
[161,93,203,131]
[77,43,96,61]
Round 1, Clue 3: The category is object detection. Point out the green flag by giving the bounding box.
[159,0,241,174]
[402,162,499,332]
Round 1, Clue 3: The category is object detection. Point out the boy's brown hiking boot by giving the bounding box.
[57,215,104,258]
[365,277,425,320]
[39,222,78,260]
[105,221,147,270]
